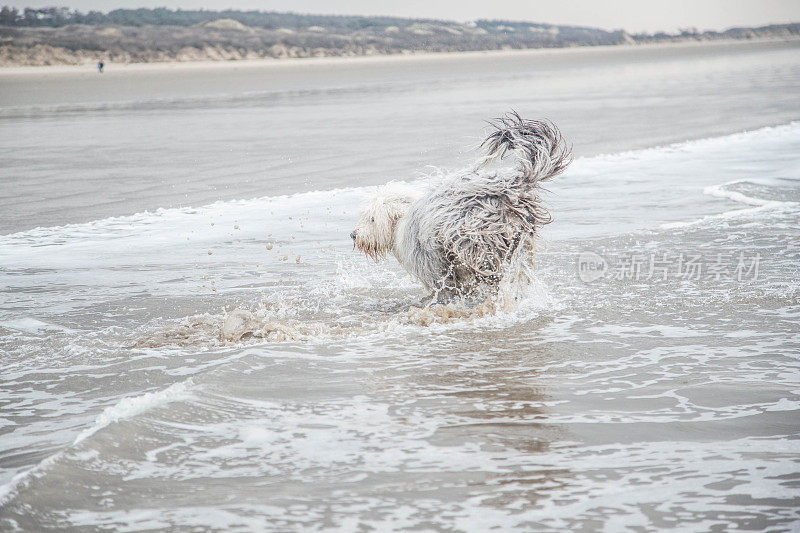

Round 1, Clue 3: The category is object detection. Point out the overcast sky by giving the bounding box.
[6,0,800,33]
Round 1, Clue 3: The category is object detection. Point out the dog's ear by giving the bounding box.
[385,194,415,223]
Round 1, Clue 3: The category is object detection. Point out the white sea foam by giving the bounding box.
[1,122,798,254]
[659,202,793,229]
[702,181,776,206]
[0,380,194,505]
[660,182,796,229]
[572,121,800,167]
[72,380,193,445]
[3,120,798,348]
[0,317,74,334]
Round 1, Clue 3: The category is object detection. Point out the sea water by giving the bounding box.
[0,40,799,531]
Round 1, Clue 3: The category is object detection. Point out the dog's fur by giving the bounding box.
[352,112,571,297]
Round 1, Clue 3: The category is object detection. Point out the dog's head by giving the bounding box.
[351,183,418,261]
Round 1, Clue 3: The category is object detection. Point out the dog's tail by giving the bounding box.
[480,111,572,186]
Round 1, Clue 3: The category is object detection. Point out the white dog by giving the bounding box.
[351,112,571,298]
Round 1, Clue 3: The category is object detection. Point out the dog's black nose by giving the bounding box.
[350,231,356,241]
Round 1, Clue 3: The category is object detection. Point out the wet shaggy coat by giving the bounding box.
[354,113,572,294]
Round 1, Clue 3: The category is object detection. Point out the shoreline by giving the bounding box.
[1,36,797,78]
[1,37,798,235]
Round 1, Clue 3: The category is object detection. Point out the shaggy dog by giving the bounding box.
[351,112,571,299]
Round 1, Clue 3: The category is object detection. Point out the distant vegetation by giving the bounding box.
[1,6,798,66]
[0,6,439,29]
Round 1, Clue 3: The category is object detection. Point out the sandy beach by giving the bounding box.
[1,36,797,78]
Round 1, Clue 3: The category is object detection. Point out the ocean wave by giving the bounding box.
[0,379,194,505]
[0,317,76,334]
[0,83,406,120]
[702,180,777,206]
[136,271,553,349]
[659,202,795,229]
[660,180,797,229]
[571,121,800,166]
[2,121,798,245]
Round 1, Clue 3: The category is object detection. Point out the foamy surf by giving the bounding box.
[660,180,798,229]
[2,106,799,532]
[703,181,778,206]
[0,380,194,505]
[137,269,552,350]
[0,317,75,334]
[1,122,798,246]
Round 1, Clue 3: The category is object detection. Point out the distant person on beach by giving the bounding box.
[97,61,104,73]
